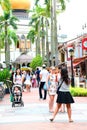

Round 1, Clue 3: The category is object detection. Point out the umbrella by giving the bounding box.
[14,53,33,64]
[21,66,32,71]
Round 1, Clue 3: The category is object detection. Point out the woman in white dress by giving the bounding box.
[13,68,23,86]
[47,66,58,113]
[24,70,32,92]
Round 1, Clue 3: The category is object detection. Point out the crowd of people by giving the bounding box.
[9,64,74,123]
[10,67,40,92]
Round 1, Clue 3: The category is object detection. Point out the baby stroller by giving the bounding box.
[11,84,24,107]
[0,82,5,100]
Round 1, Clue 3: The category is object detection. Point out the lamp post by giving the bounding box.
[53,55,55,66]
[44,57,47,66]
[69,49,75,87]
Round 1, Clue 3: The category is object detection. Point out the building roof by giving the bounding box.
[10,0,31,10]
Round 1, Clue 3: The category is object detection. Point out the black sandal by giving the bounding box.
[50,118,54,122]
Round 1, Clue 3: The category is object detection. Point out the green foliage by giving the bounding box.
[4,11,10,20]
[27,29,36,43]
[0,0,11,13]
[8,29,18,45]
[30,55,43,70]
[59,0,66,10]
[0,69,11,82]
[9,16,19,29]
[70,87,87,97]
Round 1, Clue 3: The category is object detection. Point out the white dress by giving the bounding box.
[48,74,57,95]
[14,74,22,85]
[24,74,31,86]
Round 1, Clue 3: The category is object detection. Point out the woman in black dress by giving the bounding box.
[50,68,74,122]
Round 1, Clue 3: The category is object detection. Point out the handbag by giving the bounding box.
[56,80,63,94]
[43,81,51,91]
[43,83,47,90]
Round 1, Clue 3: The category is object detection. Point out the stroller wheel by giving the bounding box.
[12,102,15,107]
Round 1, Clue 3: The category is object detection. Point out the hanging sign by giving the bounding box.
[82,38,87,50]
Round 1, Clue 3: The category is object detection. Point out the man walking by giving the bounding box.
[39,64,49,100]
[36,68,40,87]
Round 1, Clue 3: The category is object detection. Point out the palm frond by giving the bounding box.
[9,16,19,29]
[8,30,18,45]
[0,32,5,48]
[27,29,36,43]
[1,0,11,13]
[0,16,5,22]
[35,0,39,5]
[59,0,66,11]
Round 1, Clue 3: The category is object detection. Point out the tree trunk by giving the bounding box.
[45,18,49,67]
[41,17,45,62]
[5,21,10,67]
[53,0,58,66]
[36,37,38,56]
[51,0,55,66]
[36,22,41,56]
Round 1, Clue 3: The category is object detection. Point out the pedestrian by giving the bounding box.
[24,70,32,92]
[13,68,23,85]
[35,68,40,87]
[47,66,58,113]
[50,68,74,122]
[32,73,37,88]
[57,67,65,113]
[39,64,49,100]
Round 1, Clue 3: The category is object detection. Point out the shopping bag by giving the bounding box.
[43,83,47,90]
[43,81,51,91]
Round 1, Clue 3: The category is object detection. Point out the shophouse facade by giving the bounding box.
[58,33,87,88]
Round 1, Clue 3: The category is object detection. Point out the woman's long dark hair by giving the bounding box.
[61,68,70,85]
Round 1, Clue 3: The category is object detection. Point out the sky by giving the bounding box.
[31,0,87,40]
[58,0,87,40]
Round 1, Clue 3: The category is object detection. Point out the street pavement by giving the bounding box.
[0,87,87,130]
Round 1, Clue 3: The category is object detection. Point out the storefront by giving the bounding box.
[73,56,87,88]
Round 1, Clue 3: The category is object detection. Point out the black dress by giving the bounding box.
[56,81,74,104]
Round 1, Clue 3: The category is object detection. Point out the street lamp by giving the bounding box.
[69,49,75,87]
[44,57,47,66]
[53,55,55,66]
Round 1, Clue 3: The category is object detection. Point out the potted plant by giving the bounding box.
[0,68,11,94]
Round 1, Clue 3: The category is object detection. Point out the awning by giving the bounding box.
[13,53,33,64]
[73,60,84,67]
[73,56,87,67]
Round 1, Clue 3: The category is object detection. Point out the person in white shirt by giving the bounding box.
[39,64,49,100]
[13,68,22,85]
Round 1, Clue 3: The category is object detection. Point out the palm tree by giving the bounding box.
[0,11,18,67]
[51,0,66,66]
[28,0,50,64]
[27,9,41,55]
[28,0,67,66]
[0,0,18,66]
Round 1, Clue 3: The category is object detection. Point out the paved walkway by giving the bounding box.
[0,88,87,130]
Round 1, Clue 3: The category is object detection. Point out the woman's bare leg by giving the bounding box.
[49,95,55,112]
[59,104,65,112]
[50,103,62,121]
[66,104,73,122]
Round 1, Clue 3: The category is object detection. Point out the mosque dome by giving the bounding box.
[10,0,31,10]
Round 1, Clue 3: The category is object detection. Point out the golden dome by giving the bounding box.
[10,0,31,10]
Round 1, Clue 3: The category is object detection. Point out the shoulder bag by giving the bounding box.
[56,80,63,94]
